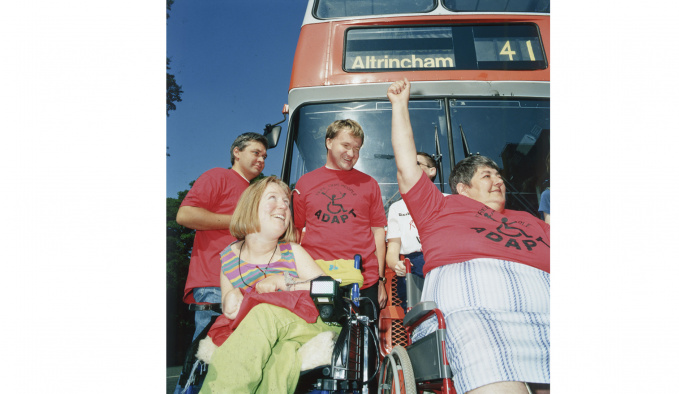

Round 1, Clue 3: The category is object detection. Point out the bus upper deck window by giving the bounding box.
[442,0,550,13]
[315,0,435,19]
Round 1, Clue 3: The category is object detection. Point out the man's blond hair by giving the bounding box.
[325,119,364,151]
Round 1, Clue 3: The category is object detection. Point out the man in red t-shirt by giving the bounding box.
[293,119,388,317]
[177,132,268,341]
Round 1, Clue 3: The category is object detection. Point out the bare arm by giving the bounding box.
[372,226,388,308]
[291,243,325,280]
[387,78,421,194]
[281,243,324,291]
[386,238,406,276]
[220,269,243,320]
[254,274,287,293]
[372,227,386,278]
[255,244,326,293]
[176,205,233,231]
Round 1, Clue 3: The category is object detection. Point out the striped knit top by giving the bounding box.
[220,241,299,292]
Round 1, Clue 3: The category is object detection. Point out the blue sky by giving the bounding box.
[167,0,309,197]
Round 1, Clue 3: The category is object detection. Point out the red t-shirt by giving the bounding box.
[180,168,250,303]
[293,167,387,288]
[402,172,550,275]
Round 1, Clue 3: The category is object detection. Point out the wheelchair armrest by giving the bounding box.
[403,301,438,328]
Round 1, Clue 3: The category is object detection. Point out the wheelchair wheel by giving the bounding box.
[378,345,416,394]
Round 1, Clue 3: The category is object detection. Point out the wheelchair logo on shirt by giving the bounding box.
[313,190,357,224]
[471,209,549,250]
[322,191,348,214]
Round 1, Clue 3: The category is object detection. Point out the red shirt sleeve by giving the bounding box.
[181,169,222,211]
[292,182,306,233]
[368,178,387,227]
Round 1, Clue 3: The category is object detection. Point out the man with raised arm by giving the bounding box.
[388,79,550,394]
[293,119,388,317]
[176,132,269,341]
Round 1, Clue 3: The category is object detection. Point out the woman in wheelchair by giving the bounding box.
[388,79,550,394]
[199,176,342,393]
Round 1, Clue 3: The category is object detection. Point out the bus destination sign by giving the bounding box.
[344,24,546,72]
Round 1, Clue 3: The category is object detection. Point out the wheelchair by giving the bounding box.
[377,259,550,394]
[174,255,381,394]
[377,258,455,394]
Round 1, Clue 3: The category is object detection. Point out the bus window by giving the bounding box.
[288,100,451,213]
[442,0,550,13]
[449,98,550,214]
[315,0,436,19]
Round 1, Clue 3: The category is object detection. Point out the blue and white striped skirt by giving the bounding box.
[411,258,550,393]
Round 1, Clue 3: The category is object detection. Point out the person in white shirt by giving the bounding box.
[386,151,445,312]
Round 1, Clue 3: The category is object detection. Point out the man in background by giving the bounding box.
[177,132,268,340]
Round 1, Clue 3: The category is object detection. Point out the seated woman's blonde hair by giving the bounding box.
[229,176,297,243]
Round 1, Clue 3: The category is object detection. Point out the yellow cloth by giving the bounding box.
[314,259,364,288]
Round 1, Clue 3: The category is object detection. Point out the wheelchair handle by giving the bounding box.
[351,254,361,306]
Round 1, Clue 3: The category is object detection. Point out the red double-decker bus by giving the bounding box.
[278,0,550,216]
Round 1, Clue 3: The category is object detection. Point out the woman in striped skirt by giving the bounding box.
[388,79,550,394]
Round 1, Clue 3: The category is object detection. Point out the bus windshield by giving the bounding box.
[288,98,549,215]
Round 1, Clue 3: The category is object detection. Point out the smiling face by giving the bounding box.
[457,166,506,211]
[233,141,267,180]
[257,183,291,238]
[325,128,362,171]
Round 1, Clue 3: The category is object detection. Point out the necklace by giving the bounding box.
[237,240,278,289]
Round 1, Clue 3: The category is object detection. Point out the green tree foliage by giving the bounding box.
[167,0,182,117]
[167,185,194,290]
[167,182,195,365]
[167,58,183,117]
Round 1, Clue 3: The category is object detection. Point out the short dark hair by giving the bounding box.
[417,152,437,181]
[230,132,269,165]
[449,155,501,194]
[416,152,436,168]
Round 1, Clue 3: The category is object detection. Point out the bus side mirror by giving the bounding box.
[263,106,287,149]
[263,124,281,149]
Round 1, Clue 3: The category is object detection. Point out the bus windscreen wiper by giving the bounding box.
[459,124,473,158]
[433,124,445,193]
